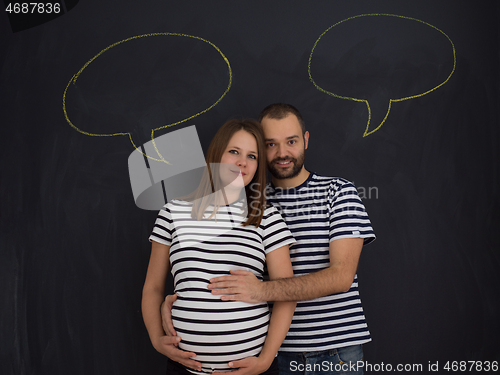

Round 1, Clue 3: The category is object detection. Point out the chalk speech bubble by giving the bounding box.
[62,33,232,162]
[308,14,456,136]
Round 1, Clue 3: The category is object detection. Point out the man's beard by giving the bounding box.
[267,150,305,180]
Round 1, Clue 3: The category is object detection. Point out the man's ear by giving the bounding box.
[304,131,310,150]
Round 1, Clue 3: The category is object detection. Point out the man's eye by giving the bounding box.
[267,143,275,147]
[289,140,296,145]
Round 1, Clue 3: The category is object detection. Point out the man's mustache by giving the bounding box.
[271,157,296,163]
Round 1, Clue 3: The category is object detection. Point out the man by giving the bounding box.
[157,103,375,375]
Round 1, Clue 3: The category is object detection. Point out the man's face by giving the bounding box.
[260,114,309,180]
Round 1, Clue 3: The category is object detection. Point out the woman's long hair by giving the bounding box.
[188,119,267,227]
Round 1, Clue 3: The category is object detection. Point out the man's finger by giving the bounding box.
[176,350,197,359]
[159,337,202,372]
[220,294,243,301]
[208,280,247,290]
[162,317,177,337]
[176,352,201,370]
[228,358,248,367]
[208,275,238,284]
[212,357,257,374]
[207,278,247,290]
[160,335,181,345]
[165,294,177,304]
[212,368,244,375]
[161,294,177,336]
[209,270,253,283]
[176,355,203,372]
[211,288,229,295]
[183,361,203,372]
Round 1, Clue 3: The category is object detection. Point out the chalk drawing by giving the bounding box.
[62,33,232,162]
[308,14,456,136]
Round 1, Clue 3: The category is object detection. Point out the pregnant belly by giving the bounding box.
[172,298,270,373]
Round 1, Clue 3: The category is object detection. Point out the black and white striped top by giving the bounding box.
[266,173,375,352]
[149,199,295,374]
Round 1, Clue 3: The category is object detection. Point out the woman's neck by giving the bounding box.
[215,187,244,205]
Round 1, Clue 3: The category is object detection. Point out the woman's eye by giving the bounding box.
[229,150,238,155]
[248,154,257,160]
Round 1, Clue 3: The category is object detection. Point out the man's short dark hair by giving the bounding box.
[258,103,306,135]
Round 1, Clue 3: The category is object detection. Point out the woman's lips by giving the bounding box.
[230,169,245,176]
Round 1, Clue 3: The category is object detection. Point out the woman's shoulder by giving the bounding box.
[162,199,193,211]
[169,198,193,205]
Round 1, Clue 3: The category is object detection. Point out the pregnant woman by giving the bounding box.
[142,119,296,375]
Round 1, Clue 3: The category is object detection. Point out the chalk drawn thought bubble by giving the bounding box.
[62,33,232,162]
[308,14,456,136]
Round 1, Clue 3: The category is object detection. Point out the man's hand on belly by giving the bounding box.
[208,270,264,303]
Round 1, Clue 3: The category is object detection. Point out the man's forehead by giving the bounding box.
[264,134,299,142]
[261,114,302,139]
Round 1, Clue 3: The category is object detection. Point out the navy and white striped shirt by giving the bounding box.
[266,173,375,352]
[149,199,295,374]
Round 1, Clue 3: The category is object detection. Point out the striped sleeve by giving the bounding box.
[261,205,295,254]
[328,179,375,245]
[149,204,174,246]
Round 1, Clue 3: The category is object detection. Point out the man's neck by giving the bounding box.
[272,168,310,189]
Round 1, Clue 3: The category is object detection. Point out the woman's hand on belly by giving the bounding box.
[212,356,270,375]
[153,335,202,373]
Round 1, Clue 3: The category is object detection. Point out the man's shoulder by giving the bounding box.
[309,173,355,191]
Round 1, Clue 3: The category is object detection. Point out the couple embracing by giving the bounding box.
[142,103,375,375]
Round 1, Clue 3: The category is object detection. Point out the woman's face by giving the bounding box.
[219,129,259,189]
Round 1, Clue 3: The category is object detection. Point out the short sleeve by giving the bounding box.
[149,204,174,246]
[328,180,376,245]
[261,205,295,254]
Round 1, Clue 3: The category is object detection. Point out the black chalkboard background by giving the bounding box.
[1,1,499,374]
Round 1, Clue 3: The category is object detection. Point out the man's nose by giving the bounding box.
[276,144,287,158]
